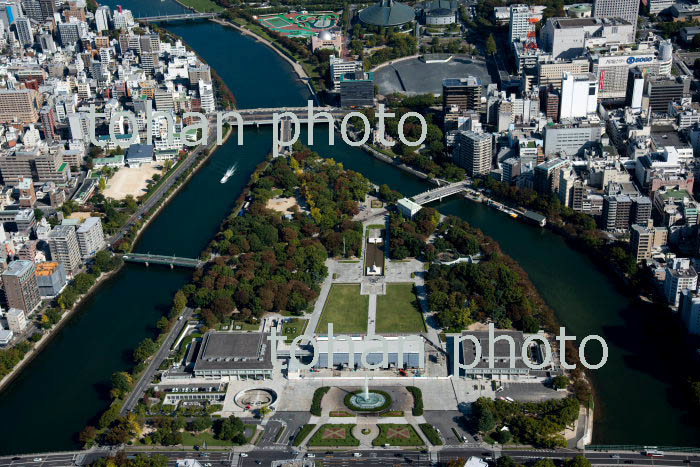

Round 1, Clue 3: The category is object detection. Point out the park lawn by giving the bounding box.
[282,318,307,343]
[372,424,424,446]
[176,0,224,12]
[375,284,426,334]
[316,284,368,335]
[308,424,360,447]
[181,425,257,447]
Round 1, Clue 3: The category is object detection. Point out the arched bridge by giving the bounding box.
[122,253,204,268]
[136,12,219,23]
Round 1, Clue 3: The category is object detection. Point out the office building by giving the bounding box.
[664,258,698,307]
[534,158,568,194]
[542,17,634,60]
[453,131,492,176]
[76,217,105,259]
[39,33,57,54]
[188,63,211,86]
[537,58,591,89]
[509,4,537,44]
[40,106,58,142]
[2,260,41,314]
[646,75,691,115]
[0,147,69,185]
[48,225,82,276]
[590,47,672,100]
[443,77,483,113]
[625,67,645,110]
[330,56,362,89]
[559,72,598,120]
[339,71,375,107]
[602,195,632,231]
[35,261,67,298]
[0,89,40,124]
[18,177,36,208]
[95,5,111,32]
[6,308,27,333]
[58,22,81,46]
[679,290,700,335]
[630,223,667,262]
[39,0,54,19]
[543,121,604,156]
[632,197,652,225]
[593,0,639,37]
[14,17,33,46]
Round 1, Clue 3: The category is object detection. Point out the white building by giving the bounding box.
[664,258,698,307]
[559,72,598,119]
[330,55,362,89]
[509,4,537,44]
[76,217,105,259]
[198,80,215,113]
[541,17,635,60]
[397,198,423,219]
[95,5,111,32]
[6,308,27,333]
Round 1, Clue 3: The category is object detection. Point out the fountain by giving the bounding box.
[347,376,389,411]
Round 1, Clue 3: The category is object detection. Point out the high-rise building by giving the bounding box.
[2,260,41,314]
[18,177,36,208]
[95,5,111,32]
[188,63,211,87]
[76,217,105,259]
[453,131,492,176]
[198,79,216,113]
[443,77,483,113]
[559,72,598,120]
[680,289,700,335]
[632,196,652,225]
[646,75,691,115]
[593,0,639,39]
[39,0,55,19]
[13,17,33,46]
[339,71,375,107]
[38,33,56,53]
[40,105,57,142]
[48,225,82,276]
[602,194,632,231]
[58,22,80,46]
[664,258,698,307]
[625,67,645,110]
[509,4,537,44]
[21,0,42,22]
[534,158,568,194]
[0,89,40,124]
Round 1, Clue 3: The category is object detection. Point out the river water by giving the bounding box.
[0,0,697,454]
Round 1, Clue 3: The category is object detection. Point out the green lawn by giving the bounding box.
[282,318,307,343]
[308,424,360,447]
[375,284,426,334]
[181,425,257,447]
[316,284,368,335]
[176,0,224,12]
[372,424,424,447]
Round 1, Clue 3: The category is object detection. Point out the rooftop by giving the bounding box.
[359,0,416,26]
[193,332,273,371]
[35,262,62,276]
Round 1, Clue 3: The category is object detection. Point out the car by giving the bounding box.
[306,454,315,458]
[11,458,20,461]
[33,459,43,463]
[240,453,248,457]
[473,435,480,441]
[194,445,200,451]
[611,455,621,459]
[353,453,362,457]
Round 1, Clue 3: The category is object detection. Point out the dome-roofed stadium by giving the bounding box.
[359,0,416,27]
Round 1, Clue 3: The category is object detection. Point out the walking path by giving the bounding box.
[368,295,377,335]
[304,259,334,336]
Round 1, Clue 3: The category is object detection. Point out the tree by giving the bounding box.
[533,459,557,467]
[496,456,517,467]
[565,456,592,467]
[111,371,133,397]
[33,208,44,221]
[156,316,171,333]
[486,34,497,55]
[215,415,245,441]
[552,375,570,390]
[259,406,273,418]
[133,338,158,363]
[79,425,98,446]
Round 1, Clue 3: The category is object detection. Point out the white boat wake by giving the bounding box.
[220,163,237,184]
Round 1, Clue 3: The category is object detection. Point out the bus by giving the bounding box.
[643,450,665,457]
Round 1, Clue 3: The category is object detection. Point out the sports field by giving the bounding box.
[256,11,340,37]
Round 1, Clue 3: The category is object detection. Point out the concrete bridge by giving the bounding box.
[411,181,470,205]
[232,106,350,125]
[136,12,219,23]
[122,253,204,268]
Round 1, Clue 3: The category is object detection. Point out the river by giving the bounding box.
[0,0,697,454]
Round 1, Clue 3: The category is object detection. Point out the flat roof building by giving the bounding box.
[192,332,273,379]
[76,217,105,259]
[35,261,68,298]
[2,260,41,314]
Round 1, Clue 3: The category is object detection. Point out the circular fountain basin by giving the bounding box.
[344,389,392,412]
[234,388,277,409]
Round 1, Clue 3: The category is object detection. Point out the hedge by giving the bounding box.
[311,387,330,416]
[419,423,443,446]
[293,424,316,446]
[407,386,424,416]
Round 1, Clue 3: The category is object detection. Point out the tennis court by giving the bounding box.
[256,11,340,37]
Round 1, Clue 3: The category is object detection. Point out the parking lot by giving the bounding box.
[423,410,472,445]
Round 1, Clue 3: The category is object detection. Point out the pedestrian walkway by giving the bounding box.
[305,259,334,336]
[368,294,377,335]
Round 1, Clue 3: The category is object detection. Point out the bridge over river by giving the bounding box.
[136,12,219,23]
[121,253,204,268]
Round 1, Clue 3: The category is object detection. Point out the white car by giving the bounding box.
[240,453,249,457]
[353,453,362,457]
[33,459,43,463]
